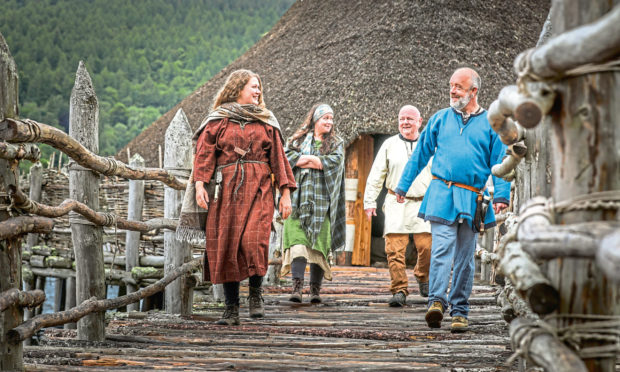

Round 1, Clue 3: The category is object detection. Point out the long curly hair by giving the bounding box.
[212,69,265,110]
[288,103,338,155]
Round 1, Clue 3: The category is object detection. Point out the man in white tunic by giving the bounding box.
[364,105,432,307]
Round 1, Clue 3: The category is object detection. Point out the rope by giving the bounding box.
[552,190,620,214]
[21,119,42,142]
[546,314,620,359]
[507,319,558,365]
[516,47,620,89]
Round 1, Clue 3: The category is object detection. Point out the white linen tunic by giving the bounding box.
[363,134,432,235]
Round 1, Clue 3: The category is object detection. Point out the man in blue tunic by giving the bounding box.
[394,67,510,333]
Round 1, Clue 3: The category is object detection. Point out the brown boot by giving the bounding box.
[248,286,265,318]
[215,304,239,326]
[289,278,303,302]
[310,282,322,304]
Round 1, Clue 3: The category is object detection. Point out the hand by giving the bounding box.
[195,181,209,210]
[493,202,508,214]
[396,194,405,203]
[364,208,376,221]
[279,188,292,220]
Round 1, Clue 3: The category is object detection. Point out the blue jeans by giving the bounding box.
[428,221,478,317]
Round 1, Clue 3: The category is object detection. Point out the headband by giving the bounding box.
[312,104,334,123]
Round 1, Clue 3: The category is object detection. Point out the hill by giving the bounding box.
[0,0,294,161]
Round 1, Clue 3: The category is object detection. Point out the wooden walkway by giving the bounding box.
[24,266,517,371]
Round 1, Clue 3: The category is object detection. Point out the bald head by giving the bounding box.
[449,68,481,112]
[398,105,422,140]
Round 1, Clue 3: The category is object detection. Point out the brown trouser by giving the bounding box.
[384,233,432,295]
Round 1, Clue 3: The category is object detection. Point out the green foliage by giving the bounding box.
[1,0,294,162]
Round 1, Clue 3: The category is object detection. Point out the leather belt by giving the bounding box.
[432,175,481,193]
[387,189,424,201]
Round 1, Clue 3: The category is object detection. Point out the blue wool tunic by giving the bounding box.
[395,107,510,229]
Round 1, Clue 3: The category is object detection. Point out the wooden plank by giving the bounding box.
[351,135,373,266]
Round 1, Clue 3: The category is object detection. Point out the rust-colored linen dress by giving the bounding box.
[193,118,295,283]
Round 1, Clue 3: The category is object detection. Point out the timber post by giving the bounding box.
[545,2,620,370]
[507,1,620,370]
[24,162,42,324]
[125,153,145,312]
[69,61,105,341]
[343,135,373,266]
[163,109,192,314]
[0,31,23,371]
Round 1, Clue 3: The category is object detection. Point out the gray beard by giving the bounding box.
[450,94,471,111]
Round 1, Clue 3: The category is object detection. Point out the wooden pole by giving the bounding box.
[510,318,587,372]
[544,2,620,370]
[125,154,145,312]
[0,118,186,190]
[7,258,200,344]
[163,109,192,314]
[0,31,23,371]
[69,61,105,341]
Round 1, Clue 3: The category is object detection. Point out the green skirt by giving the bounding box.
[282,216,331,259]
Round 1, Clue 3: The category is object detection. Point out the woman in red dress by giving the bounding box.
[193,69,296,325]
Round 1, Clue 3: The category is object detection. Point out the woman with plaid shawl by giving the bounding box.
[281,103,346,303]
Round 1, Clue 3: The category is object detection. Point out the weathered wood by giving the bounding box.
[9,187,177,232]
[514,5,620,80]
[348,135,373,266]
[0,289,45,312]
[0,118,187,190]
[499,241,559,315]
[163,109,192,315]
[487,104,525,145]
[520,220,619,259]
[540,2,620,370]
[63,276,76,329]
[0,31,23,371]
[125,153,145,311]
[492,141,527,179]
[510,318,587,372]
[21,266,522,371]
[26,161,43,249]
[7,258,201,343]
[266,215,283,285]
[597,230,620,282]
[69,61,105,341]
[0,216,54,239]
[0,142,40,162]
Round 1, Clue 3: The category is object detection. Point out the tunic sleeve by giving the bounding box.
[364,140,389,209]
[193,119,221,183]
[270,128,297,192]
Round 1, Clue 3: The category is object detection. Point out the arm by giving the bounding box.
[364,141,389,219]
[395,118,438,200]
[490,132,511,213]
[296,155,323,169]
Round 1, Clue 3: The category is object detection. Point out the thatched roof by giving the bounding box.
[118,0,549,166]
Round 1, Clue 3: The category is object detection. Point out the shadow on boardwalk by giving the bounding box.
[24,266,515,371]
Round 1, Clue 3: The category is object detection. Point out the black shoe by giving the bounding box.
[248,286,265,318]
[388,292,406,307]
[289,278,303,302]
[309,282,322,304]
[417,279,429,298]
[215,304,240,326]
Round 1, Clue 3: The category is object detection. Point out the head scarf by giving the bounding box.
[312,104,333,123]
